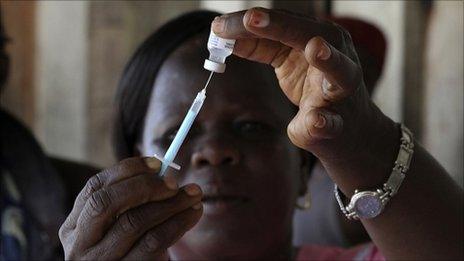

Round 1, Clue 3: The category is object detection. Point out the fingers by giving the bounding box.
[212,7,362,102]
[73,172,179,250]
[212,10,253,39]
[232,37,291,67]
[305,36,363,102]
[85,185,203,260]
[123,205,203,260]
[288,108,343,149]
[213,8,331,51]
[60,157,162,238]
[211,10,288,66]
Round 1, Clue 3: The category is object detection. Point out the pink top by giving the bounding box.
[297,243,385,261]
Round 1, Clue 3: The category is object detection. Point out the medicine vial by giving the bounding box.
[203,30,236,73]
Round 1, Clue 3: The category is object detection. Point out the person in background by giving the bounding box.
[293,16,387,247]
[0,16,66,259]
[0,10,98,260]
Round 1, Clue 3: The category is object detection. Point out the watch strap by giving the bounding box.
[334,124,414,220]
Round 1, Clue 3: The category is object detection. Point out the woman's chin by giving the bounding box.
[175,226,259,260]
[178,215,264,255]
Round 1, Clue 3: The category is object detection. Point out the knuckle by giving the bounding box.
[118,210,144,234]
[287,120,307,149]
[84,174,103,198]
[87,188,112,217]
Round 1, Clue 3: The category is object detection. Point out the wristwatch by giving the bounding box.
[334,124,414,220]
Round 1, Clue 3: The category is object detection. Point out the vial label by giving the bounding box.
[208,31,236,52]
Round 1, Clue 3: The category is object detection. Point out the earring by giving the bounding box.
[295,190,311,210]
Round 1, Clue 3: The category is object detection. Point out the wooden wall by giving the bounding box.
[1,1,36,129]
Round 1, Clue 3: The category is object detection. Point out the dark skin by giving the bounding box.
[59,30,309,260]
[212,8,463,260]
[140,33,308,259]
[58,156,203,260]
[60,7,463,260]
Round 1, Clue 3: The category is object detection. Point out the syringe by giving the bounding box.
[156,29,235,176]
[157,71,214,176]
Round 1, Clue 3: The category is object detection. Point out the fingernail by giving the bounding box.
[212,16,225,33]
[192,202,203,210]
[314,113,326,129]
[163,175,178,190]
[317,42,331,60]
[144,157,160,170]
[184,184,202,196]
[248,9,269,28]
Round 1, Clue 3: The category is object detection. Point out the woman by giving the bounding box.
[59,9,463,260]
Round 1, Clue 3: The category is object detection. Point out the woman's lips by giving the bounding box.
[202,195,250,216]
[194,181,251,216]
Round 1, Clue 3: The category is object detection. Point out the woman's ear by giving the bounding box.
[298,150,313,196]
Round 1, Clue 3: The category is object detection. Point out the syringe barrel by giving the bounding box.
[190,89,206,113]
[159,90,206,176]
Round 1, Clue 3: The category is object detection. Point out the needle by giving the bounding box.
[203,71,214,92]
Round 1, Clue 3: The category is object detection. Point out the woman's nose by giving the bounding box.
[191,139,240,168]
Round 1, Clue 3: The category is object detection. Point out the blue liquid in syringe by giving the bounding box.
[158,72,213,176]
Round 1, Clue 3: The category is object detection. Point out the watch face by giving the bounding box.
[353,192,383,219]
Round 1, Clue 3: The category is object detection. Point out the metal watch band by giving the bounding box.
[334,124,414,220]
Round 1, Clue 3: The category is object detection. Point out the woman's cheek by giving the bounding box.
[246,139,299,183]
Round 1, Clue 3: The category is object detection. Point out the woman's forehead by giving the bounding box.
[150,34,294,119]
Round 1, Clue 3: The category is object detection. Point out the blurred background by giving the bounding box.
[1,0,463,186]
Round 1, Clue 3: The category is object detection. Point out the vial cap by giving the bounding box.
[204,59,226,73]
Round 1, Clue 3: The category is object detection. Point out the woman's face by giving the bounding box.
[139,32,307,259]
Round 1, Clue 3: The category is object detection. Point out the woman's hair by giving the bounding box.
[113,10,220,160]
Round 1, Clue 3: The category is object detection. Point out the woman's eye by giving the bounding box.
[161,124,200,143]
[159,127,179,143]
[235,121,273,139]
[166,129,178,141]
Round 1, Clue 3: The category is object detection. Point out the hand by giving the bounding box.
[212,8,399,192]
[59,157,203,260]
